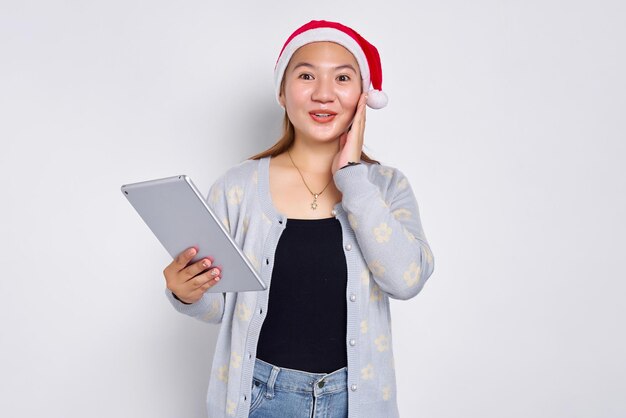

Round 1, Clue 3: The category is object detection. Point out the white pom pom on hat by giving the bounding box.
[274,20,388,109]
[365,88,389,109]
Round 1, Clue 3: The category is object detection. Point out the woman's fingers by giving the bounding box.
[188,267,221,289]
[331,94,367,174]
[166,247,215,280]
[164,247,222,304]
[200,274,221,290]
[184,274,222,303]
[338,132,347,152]
[344,93,368,160]
[166,267,221,304]
[174,247,197,269]
[183,257,214,280]
[164,247,196,277]
[352,93,367,143]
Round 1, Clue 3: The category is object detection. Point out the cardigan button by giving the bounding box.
[351,384,358,391]
[345,244,352,251]
[349,294,356,302]
[331,209,337,217]
[349,339,356,346]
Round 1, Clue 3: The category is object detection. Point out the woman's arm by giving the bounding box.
[334,164,434,300]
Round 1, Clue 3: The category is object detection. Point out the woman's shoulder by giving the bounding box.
[213,158,262,187]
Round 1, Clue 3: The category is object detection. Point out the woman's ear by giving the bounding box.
[279,92,286,108]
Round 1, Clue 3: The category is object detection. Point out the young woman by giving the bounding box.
[163,20,434,418]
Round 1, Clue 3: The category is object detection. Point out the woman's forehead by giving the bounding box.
[288,41,360,71]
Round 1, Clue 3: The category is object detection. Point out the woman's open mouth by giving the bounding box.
[309,112,337,123]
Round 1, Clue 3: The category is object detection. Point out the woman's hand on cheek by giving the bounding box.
[332,93,368,175]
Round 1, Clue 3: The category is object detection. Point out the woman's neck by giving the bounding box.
[288,138,339,174]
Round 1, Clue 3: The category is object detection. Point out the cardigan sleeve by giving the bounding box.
[334,164,435,300]
[165,176,227,323]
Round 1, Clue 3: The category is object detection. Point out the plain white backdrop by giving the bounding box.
[1,1,625,417]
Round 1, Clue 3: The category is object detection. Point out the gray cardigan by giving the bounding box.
[166,156,434,418]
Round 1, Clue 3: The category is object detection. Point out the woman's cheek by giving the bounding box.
[339,89,361,109]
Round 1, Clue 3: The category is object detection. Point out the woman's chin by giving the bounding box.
[299,126,349,143]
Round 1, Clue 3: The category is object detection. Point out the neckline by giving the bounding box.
[257,156,345,223]
[285,217,339,226]
[287,217,336,221]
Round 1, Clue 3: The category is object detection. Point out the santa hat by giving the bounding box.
[274,20,388,109]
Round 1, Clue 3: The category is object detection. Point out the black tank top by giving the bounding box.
[256,217,348,373]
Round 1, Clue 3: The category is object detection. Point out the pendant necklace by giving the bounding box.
[287,150,333,210]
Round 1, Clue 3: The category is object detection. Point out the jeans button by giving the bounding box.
[318,380,325,388]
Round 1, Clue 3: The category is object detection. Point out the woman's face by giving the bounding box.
[280,41,362,145]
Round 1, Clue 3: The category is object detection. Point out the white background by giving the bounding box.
[1,1,625,417]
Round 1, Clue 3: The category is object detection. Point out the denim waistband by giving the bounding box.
[253,358,347,397]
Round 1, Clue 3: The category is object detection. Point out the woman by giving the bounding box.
[163,20,434,418]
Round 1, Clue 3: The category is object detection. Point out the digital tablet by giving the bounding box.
[121,175,266,293]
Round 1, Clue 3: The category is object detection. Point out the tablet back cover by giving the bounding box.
[121,175,265,293]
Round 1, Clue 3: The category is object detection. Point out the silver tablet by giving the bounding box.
[121,175,266,293]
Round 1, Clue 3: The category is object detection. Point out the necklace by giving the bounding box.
[287,150,333,210]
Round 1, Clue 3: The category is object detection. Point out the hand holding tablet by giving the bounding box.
[163,246,221,304]
[121,175,266,295]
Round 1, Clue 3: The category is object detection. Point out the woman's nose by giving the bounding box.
[311,77,335,103]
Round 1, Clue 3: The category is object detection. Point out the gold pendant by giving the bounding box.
[311,194,319,210]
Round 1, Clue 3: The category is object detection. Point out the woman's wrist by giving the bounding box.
[339,161,361,170]
[172,292,192,305]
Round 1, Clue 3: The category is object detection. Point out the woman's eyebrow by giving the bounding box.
[335,64,357,73]
[291,62,358,73]
[291,62,314,71]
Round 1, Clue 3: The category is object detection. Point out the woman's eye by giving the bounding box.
[337,75,351,82]
[299,73,313,80]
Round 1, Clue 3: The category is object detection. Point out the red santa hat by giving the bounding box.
[274,20,388,109]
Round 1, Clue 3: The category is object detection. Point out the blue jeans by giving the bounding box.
[248,358,348,418]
